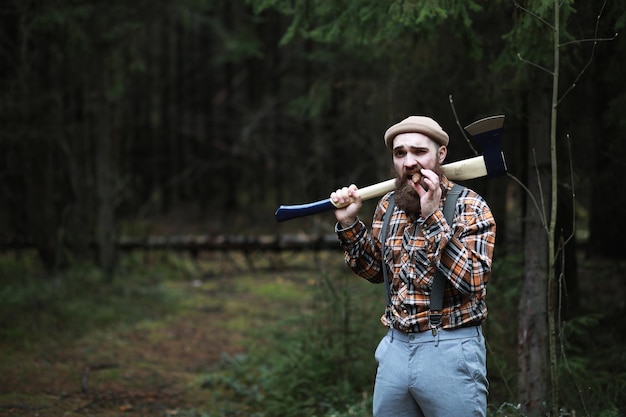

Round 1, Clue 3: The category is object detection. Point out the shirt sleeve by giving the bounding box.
[335,195,393,284]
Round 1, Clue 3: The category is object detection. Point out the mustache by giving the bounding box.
[402,163,424,181]
[393,162,446,199]
[397,163,426,191]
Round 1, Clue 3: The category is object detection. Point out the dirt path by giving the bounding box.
[0,280,250,416]
[1,320,245,416]
[0,249,326,417]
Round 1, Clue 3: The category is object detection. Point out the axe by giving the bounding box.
[275,115,506,222]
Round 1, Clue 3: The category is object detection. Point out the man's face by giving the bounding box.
[392,132,446,180]
[391,132,447,215]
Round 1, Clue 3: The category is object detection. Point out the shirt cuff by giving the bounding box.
[422,209,446,239]
[335,218,364,244]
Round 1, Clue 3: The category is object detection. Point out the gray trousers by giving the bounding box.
[373,326,488,417]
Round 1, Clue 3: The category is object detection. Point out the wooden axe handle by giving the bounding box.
[336,156,487,207]
[274,156,492,222]
[274,116,505,222]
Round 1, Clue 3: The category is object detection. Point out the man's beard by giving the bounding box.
[393,162,445,217]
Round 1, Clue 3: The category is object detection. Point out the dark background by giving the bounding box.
[1,2,626,415]
[1,0,624,273]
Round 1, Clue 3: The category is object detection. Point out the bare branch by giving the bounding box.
[557,0,617,105]
[562,133,576,247]
[507,171,548,234]
[517,53,554,75]
[559,32,618,47]
[485,338,517,400]
[551,135,577,260]
[512,0,554,30]
[557,267,592,417]
[448,95,478,155]
[532,147,550,234]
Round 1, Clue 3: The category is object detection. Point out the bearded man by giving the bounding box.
[330,116,496,417]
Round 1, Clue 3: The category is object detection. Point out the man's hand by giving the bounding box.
[331,184,362,228]
[411,169,442,219]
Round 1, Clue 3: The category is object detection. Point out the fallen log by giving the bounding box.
[0,234,343,253]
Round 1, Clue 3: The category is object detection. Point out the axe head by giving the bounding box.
[464,115,507,177]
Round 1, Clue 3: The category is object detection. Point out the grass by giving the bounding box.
[0,255,180,353]
[0,250,363,416]
[0,249,625,416]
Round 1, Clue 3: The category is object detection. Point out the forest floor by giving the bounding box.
[0,284,245,416]
[2,311,239,416]
[0,250,318,417]
[1,246,625,417]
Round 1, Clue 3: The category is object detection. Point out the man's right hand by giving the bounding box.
[331,184,362,228]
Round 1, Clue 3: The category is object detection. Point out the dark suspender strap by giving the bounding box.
[381,194,395,308]
[429,183,464,334]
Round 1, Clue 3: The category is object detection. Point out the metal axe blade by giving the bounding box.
[464,115,507,177]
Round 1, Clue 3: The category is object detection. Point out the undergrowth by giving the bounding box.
[0,251,192,351]
[0,250,624,416]
[195,251,626,417]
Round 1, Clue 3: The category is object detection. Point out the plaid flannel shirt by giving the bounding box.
[336,177,496,333]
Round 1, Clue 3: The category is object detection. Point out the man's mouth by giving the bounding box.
[404,162,423,180]
[405,170,428,191]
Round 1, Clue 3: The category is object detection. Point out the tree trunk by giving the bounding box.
[94,70,116,276]
[517,77,551,417]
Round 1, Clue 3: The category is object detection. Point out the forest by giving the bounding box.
[1,1,625,416]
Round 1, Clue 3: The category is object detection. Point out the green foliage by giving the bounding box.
[200,353,267,417]
[483,251,525,406]
[388,0,483,30]
[482,250,626,416]
[287,78,334,119]
[497,0,578,83]
[253,270,382,417]
[249,0,485,56]
[491,402,526,416]
[0,252,189,350]
[196,265,383,417]
[556,313,626,414]
[2,251,626,415]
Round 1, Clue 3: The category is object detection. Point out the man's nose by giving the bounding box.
[405,154,419,168]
